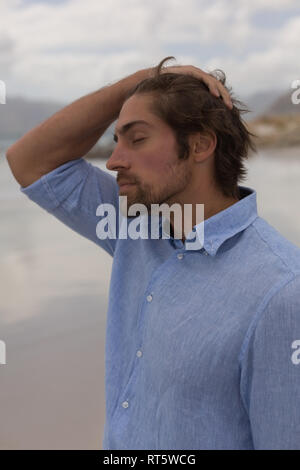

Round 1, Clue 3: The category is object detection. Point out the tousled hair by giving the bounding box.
[123,56,257,199]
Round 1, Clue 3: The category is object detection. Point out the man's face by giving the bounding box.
[106,93,193,216]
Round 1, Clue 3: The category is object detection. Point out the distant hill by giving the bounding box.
[246,88,300,149]
[265,90,300,115]
[0,96,65,139]
[2,89,300,156]
[0,90,286,140]
[247,114,300,148]
[0,95,115,146]
[241,89,283,120]
[0,88,286,136]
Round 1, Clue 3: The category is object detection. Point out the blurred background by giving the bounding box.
[0,0,300,450]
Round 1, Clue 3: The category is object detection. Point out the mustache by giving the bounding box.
[117,175,138,185]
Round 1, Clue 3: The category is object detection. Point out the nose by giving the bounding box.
[106,146,131,172]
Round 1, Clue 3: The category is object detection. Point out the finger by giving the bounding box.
[197,71,233,109]
[204,78,221,97]
[212,86,220,97]
[216,86,233,109]
[165,66,233,109]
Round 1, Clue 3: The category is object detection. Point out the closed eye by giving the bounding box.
[133,138,145,144]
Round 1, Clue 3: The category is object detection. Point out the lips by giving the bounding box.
[117,177,137,187]
[118,181,135,186]
[118,183,136,192]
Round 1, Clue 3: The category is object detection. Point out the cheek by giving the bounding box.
[142,144,178,174]
[140,152,166,173]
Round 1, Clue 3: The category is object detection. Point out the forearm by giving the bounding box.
[6,68,150,186]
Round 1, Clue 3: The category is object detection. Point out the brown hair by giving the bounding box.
[123,56,257,199]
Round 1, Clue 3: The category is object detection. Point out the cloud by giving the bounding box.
[205,14,300,96]
[1,0,299,101]
[0,32,16,75]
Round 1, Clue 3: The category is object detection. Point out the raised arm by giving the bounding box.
[5,69,152,188]
[5,60,232,188]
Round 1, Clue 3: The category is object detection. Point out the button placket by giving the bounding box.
[119,290,152,414]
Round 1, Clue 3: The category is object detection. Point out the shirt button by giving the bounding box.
[177,253,184,259]
[122,401,129,408]
[146,294,153,302]
[136,350,142,357]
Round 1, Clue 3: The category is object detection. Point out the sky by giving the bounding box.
[1,0,300,104]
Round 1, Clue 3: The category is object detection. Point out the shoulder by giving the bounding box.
[250,216,300,276]
[239,273,300,369]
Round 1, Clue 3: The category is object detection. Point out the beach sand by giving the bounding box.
[0,154,113,449]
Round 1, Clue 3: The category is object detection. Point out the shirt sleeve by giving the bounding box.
[239,274,300,450]
[20,157,120,257]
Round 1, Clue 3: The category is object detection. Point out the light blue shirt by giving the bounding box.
[20,157,300,450]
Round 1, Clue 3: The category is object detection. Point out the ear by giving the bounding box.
[189,130,217,163]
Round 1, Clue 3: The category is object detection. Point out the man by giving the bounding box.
[6,57,300,450]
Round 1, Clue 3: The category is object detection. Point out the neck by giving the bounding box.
[168,186,240,242]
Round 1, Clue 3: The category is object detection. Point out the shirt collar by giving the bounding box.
[155,185,258,256]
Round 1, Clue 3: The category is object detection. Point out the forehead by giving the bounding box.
[114,94,158,135]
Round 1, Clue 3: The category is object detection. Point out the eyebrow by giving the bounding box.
[113,120,152,142]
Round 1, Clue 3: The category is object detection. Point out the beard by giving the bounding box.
[119,161,192,220]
